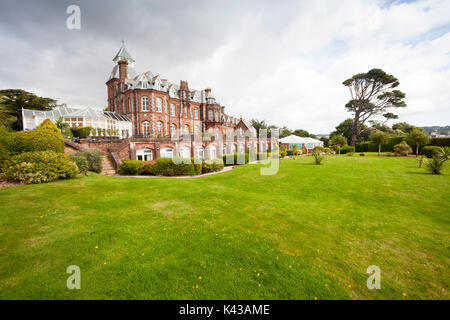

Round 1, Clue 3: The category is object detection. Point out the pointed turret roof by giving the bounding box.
[113,41,135,64]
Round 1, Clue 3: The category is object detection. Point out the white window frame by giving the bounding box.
[156,97,162,113]
[142,96,149,111]
[160,148,173,159]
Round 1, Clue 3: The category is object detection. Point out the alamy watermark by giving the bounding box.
[66,5,81,30]
[66,265,81,289]
[366,265,381,290]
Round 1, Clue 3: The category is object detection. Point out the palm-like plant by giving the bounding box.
[251,119,267,137]
[424,157,446,174]
[312,151,325,165]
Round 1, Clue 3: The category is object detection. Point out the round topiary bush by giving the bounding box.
[6,130,64,155]
[4,150,79,184]
[393,141,413,156]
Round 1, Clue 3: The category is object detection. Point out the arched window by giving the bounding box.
[156,97,162,112]
[170,123,177,137]
[179,147,190,159]
[160,148,173,159]
[195,146,204,160]
[194,108,198,119]
[157,121,163,135]
[208,110,213,120]
[170,104,175,116]
[142,96,148,111]
[184,125,189,134]
[222,144,227,155]
[143,121,150,136]
[136,148,153,161]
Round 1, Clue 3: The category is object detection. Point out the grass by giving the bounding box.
[0,156,449,299]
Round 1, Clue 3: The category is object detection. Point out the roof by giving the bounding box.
[113,42,135,63]
[23,107,131,122]
[279,135,323,145]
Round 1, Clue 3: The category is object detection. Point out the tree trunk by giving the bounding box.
[416,144,419,157]
[351,112,360,146]
[378,144,381,156]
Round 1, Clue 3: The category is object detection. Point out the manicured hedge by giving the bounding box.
[70,126,93,138]
[75,150,103,173]
[6,130,64,155]
[429,137,450,147]
[4,150,78,184]
[119,160,142,175]
[222,153,249,166]
[339,146,355,154]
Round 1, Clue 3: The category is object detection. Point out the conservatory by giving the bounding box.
[22,106,132,138]
[278,135,324,152]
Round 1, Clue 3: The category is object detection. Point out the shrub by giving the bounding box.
[153,158,175,176]
[359,153,365,156]
[313,146,325,153]
[192,158,202,175]
[340,145,355,154]
[424,157,446,174]
[0,142,10,172]
[312,151,324,165]
[346,152,354,156]
[69,155,88,175]
[386,152,393,157]
[141,161,156,175]
[37,119,63,141]
[4,151,78,184]
[257,152,268,160]
[421,146,441,158]
[286,150,294,156]
[295,149,303,155]
[279,148,287,158]
[393,141,412,156]
[429,137,450,148]
[75,150,103,173]
[222,153,249,166]
[119,160,142,175]
[6,130,64,155]
[173,158,195,176]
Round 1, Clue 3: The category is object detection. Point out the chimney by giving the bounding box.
[118,59,128,82]
[205,87,211,95]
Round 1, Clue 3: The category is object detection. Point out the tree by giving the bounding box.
[251,119,268,137]
[330,134,347,154]
[370,130,389,156]
[319,136,329,147]
[392,122,415,135]
[407,128,430,156]
[279,126,292,138]
[342,69,406,146]
[0,89,59,130]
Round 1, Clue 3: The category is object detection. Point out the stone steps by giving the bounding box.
[101,153,116,175]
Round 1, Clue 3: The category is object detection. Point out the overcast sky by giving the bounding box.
[0,0,449,133]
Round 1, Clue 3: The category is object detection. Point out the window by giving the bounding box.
[170,104,175,116]
[157,121,163,135]
[231,144,236,153]
[184,107,188,118]
[222,145,227,155]
[142,96,148,111]
[156,97,162,112]
[194,125,199,134]
[215,128,220,138]
[136,148,153,161]
[170,123,177,137]
[208,110,213,120]
[209,145,217,159]
[179,147,190,159]
[194,108,198,119]
[143,121,150,136]
[239,143,245,153]
[160,148,173,159]
[195,147,204,160]
[184,124,189,134]
[215,111,219,122]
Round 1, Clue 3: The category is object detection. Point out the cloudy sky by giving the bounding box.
[0,0,449,133]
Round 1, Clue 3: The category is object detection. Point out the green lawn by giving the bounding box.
[0,156,449,299]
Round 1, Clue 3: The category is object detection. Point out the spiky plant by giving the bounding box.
[424,157,446,174]
[312,151,325,165]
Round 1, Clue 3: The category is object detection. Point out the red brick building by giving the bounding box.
[101,43,272,162]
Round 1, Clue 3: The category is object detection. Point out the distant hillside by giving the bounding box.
[421,125,450,137]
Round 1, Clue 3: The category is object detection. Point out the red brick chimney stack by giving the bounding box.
[118,59,128,82]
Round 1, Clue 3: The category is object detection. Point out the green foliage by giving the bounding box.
[286,150,294,156]
[278,146,287,158]
[37,119,63,141]
[330,134,347,148]
[141,161,156,175]
[421,146,442,158]
[313,146,325,153]
[393,141,412,156]
[424,157,446,174]
[202,159,224,174]
[4,150,78,184]
[346,152,354,156]
[429,137,450,148]
[70,126,93,138]
[0,89,59,130]
[0,142,10,172]
[407,128,430,155]
[359,153,365,156]
[312,151,325,165]
[6,130,64,155]
[69,155,88,175]
[119,160,143,175]
[392,122,416,134]
[223,153,250,166]
[339,145,355,154]
[75,150,103,173]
